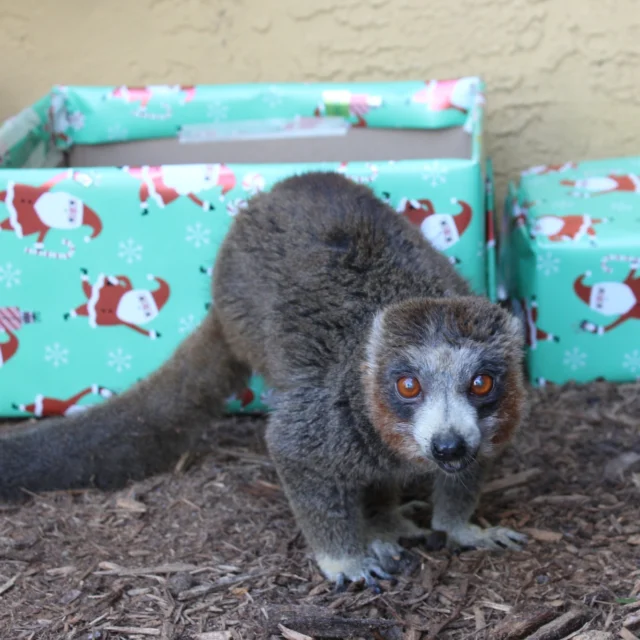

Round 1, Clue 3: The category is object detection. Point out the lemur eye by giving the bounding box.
[396,376,421,399]
[470,374,493,396]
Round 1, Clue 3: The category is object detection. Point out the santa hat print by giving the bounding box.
[0,329,19,367]
[397,198,436,227]
[573,273,592,304]
[451,199,472,235]
[215,164,236,195]
[148,275,170,309]
[82,204,103,242]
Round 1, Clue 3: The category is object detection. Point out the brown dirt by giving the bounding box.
[1,380,639,640]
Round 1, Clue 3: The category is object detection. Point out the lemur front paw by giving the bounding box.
[445,523,528,552]
[317,553,397,594]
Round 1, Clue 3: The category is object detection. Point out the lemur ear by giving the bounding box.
[505,312,525,346]
[364,310,386,369]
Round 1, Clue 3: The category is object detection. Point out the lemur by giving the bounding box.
[0,172,528,591]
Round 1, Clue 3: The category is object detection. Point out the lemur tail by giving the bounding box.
[0,310,251,502]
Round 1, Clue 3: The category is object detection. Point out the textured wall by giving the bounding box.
[1,0,638,200]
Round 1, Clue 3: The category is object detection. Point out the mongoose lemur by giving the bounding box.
[0,172,528,590]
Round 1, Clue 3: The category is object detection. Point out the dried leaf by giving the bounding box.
[522,528,563,542]
[278,624,314,640]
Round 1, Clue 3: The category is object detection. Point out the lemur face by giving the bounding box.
[362,297,526,474]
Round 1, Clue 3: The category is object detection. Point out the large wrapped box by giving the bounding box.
[0,79,495,418]
[502,157,640,387]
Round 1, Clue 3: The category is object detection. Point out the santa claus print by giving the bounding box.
[335,162,379,185]
[105,85,197,120]
[410,77,481,113]
[560,174,640,197]
[397,197,472,264]
[314,91,382,127]
[531,214,610,246]
[0,170,101,258]
[64,268,170,339]
[122,164,235,215]
[13,384,116,418]
[227,387,255,409]
[521,162,577,177]
[0,306,39,367]
[575,262,640,335]
[519,296,560,350]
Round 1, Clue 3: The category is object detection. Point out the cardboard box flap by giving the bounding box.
[67,126,473,167]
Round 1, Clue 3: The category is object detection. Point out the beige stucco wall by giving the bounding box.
[2,0,638,200]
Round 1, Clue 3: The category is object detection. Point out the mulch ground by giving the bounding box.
[1,380,639,640]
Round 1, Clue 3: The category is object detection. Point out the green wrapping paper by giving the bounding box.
[0,78,495,418]
[502,157,640,387]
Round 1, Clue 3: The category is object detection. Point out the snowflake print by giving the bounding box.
[536,251,561,276]
[563,347,587,371]
[108,348,132,373]
[477,241,485,258]
[68,111,85,131]
[186,223,211,248]
[610,201,633,213]
[117,238,143,264]
[107,124,129,141]
[206,101,229,122]
[261,86,283,108]
[178,314,199,335]
[44,343,69,368]
[422,161,448,187]
[549,199,576,212]
[623,350,640,374]
[0,263,21,288]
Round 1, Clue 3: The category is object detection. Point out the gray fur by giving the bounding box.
[0,172,527,587]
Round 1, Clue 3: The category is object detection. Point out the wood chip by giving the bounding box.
[481,468,542,493]
[278,624,314,640]
[492,607,558,640]
[531,494,590,505]
[95,561,197,576]
[522,528,564,543]
[619,629,639,640]
[526,607,592,640]
[263,604,402,640]
[177,571,269,602]
[624,612,640,630]
[628,535,640,546]
[101,626,160,636]
[116,496,148,513]
[0,572,19,597]
[193,633,233,640]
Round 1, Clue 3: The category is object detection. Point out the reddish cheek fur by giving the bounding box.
[491,368,525,446]
[362,369,424,461]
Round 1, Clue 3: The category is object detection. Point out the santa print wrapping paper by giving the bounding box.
[0,78,494,419]
[503,157,640,388]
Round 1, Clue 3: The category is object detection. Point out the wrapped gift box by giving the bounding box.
[0,78,496,418]
[501,157,640,387]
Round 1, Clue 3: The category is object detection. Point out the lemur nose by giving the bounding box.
[431,434,467,462]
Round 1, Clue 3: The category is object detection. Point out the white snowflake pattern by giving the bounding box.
[477,241,485,258]
[206,101,230,122]
[563,347,587,371]
[549,199,577,212]
[186,223,211,248]
[422,161,448,187]
[610,201,633,213]
[107,124,129,141]
[261,86,283,108]
[68,111,85,131]
[44,343,69,368]
[623,350,640,374]
[0,263,21,288]
[118,238,143,264]
[108,348,132,373]
[536,251,561,276]
[178,314,199,335]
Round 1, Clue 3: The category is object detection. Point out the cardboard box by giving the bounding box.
[502,157,640,387]
[0,79,495,418]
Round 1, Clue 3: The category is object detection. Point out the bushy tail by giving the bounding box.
[0,310,251,502]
